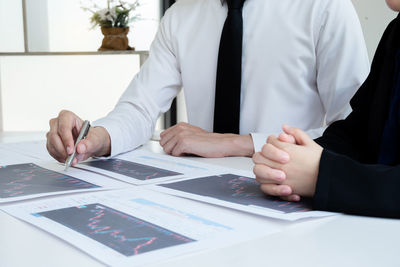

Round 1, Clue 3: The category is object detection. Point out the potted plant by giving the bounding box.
[82,0,140,51]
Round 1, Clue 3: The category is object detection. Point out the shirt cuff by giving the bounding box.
[250,133,268,153]
[92,117,124,157]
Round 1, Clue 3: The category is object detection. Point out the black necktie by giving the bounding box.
[213,0,245,134]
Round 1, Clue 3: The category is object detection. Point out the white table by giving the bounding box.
[0,132,399,267]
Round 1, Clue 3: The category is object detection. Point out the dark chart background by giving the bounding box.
[0,163,99,198]
[161,174,312,213]
[38,203,195,256]
[81,159,182,180]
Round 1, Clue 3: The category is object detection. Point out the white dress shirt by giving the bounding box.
[94,0,370,157]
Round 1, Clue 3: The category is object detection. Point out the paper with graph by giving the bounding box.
[0,162,128,203]
[77,150,223,185]
[149,170,335,221]
[0,188,279,266]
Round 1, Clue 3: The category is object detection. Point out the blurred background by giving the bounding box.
[0,0,396,132]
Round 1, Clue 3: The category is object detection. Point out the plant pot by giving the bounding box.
[98,27,134,51]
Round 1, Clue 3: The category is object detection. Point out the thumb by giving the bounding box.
[76,130,101,156]
[282,125,312,146]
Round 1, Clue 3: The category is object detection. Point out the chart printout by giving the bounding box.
[0,189,277,266]
[37,203,195,256]
[81,159,182,180]
[0,163,99,199]
[160,174,312,213]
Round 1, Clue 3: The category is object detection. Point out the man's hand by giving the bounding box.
[159,122,254,157]
[253,125,323,199]
[46,110,111,165]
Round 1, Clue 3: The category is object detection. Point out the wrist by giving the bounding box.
[223,134,254,157]
[94,126,111,157]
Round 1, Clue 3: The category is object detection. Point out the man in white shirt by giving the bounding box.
[46,0,369,164]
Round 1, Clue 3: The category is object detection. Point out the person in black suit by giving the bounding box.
[252,0,400,219]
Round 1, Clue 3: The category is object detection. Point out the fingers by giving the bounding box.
[170,139,191,157]
[46,110,85,163]
[254,163,285,183]
[266,135,291,151]
[161,132,188,155]
[160,122,200,147]
[261,143,289,163]
[46,122,68,163]
[282,125,312,145]
[260,183,293,196]
[252,152,283,170]
[278,133,296,144]
[280,194,301,202]
[259,183,300,201]
[56,110,83,154]
[75,128,107,163]
[160,123,208,156]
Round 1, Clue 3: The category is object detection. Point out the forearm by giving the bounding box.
[314,149,400,218]
[93,100,155,157]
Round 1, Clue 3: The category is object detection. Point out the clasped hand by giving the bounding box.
[252,125,323,202]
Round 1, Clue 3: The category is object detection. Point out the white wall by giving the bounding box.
[0,0,24,52]
[352,0,397,61]
[1,55,140,131]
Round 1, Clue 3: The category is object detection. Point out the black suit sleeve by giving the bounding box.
[313,149,400,218]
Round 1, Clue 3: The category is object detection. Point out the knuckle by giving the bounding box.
[58,109,70,117]
[252,164,260,175]
[252,152,262,163]
[261,143,272,156]
[252,152,261,162]
[172,150,180,157]
[163,146,170,154]
[274,186,281,195]
[48,133,58,143]
[58,125,69,135]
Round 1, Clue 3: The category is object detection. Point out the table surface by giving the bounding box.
[0,132,399,267]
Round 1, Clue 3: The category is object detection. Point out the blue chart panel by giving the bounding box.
[0,163,99,198]
[81,159,182,180]
[161,174,312,213]
[38,203,195,256]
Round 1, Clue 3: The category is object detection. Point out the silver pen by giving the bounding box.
[64,120,91,171]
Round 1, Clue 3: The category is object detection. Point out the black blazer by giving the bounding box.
[313,14,400,218]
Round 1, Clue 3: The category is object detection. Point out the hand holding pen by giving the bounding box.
[46,110,111,167]
[65,120,91,170]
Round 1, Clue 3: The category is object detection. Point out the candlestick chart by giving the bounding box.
[161,174,312,213]
[81,159,182,180]
[0,163,99,198]
[38,203,195,256]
